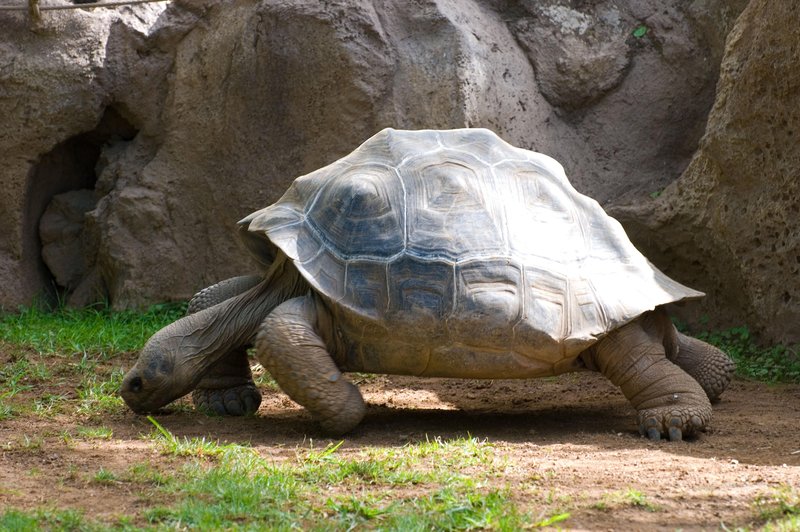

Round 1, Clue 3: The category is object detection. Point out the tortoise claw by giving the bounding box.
[193,384,262,416]
[640,416,662,441]
[638,407,710,442]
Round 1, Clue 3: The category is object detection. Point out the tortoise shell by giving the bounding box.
[239,128,701,378]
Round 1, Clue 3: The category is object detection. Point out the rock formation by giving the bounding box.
[7,0,781,341]
[611,0,800,343]
[0,3,166,308]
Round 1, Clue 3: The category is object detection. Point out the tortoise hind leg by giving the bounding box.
[189,276,263,416]
[669,332,735,403]
[255,294,365,435]
[583,312,712,441]
[643,310,735,403]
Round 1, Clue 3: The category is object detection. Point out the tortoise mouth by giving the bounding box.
[120,390,174,415]
[120,370,179,414]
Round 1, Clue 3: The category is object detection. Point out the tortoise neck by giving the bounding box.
[174,255,308,376]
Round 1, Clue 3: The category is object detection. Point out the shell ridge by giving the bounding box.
[489,165,511,255]
[440,146,495,168]
[383,260,391,315]
[562,277,572,342]
[512,267,525,346]
[587,277,610,333]
[446,260,457,330]
[396,165,409,253]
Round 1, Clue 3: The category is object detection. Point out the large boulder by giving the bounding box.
[0,1,168,308]
[1,0,745,311]
[611,0,800,344]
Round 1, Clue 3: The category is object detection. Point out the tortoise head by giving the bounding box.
[120,317,206,414]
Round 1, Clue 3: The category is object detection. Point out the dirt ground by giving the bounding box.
[1,357,799,530]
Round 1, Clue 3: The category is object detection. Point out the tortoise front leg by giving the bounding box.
[188,276,263,416]
[255,295,365,435]
[191,346,261,416]
[584,314,712,441]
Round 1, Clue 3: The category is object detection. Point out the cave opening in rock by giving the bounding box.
[24,106,138,307]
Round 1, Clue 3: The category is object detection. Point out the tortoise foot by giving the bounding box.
[637,405,710,441]
[192,384,262,416]
[316,379,366,436]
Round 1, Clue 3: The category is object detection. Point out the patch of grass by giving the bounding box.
[0,508,89,531]
[0,304,184,421]
[411,433,496,464]
[0,357,48,399]
[384,486,532,529]
[76,426,114,440]
[76,369,125,416]
[68,351,100,376]
[1,434,45,452]
[534,511,572,527]
[294,436,531,529]
[756,485,800,524]
[763,516,800,531]
[32,394,63,415]
[0,302,186,357]
[147,415,246,458]
[146,444,302,528]
[298,439,429,486]
[93,467,119,485]
[295,435,505,489]
[0,509,39,531]
[329,486,529,530]
[0,400,13,420]
[32,393,70,417]
[140,423,537,530]
[623,488,659,511]
[592,488,660,512]
[59,425,115,445]
[114,515,138,529]
[696,326,800,383]
[126,463,172,487]
[327,492,389,524]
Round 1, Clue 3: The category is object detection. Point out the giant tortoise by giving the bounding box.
[120,128,734,441]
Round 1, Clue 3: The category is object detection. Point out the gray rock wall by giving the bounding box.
[611,0,800,344]
[1,0,755,333]
[0,4,167,308]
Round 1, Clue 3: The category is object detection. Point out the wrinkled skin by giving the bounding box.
[121,252,734,441]
[186,275,263,416]
[580,310,734,441]
[120,255,307,414]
